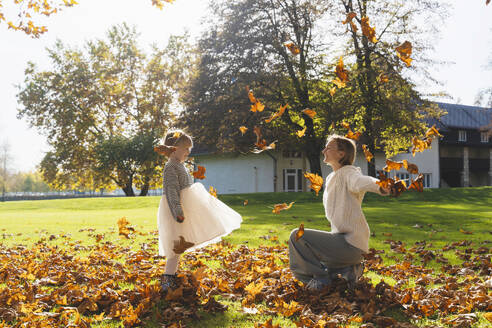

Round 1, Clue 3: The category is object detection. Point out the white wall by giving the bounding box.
[194,153,275,194]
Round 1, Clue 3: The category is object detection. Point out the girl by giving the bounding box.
[288,135,390,291]
[156,130,242,292]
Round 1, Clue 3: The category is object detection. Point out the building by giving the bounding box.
[191,102,492,194]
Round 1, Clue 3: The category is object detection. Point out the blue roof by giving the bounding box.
[433,102,491,130]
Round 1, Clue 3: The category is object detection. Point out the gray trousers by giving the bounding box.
[288,228,363,283]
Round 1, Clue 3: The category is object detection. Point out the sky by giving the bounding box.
[0,0,491,173]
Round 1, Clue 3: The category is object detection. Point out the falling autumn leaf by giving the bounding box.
[329,87,337,96]
[302,108,317,118]
[296,126,307,138]
[117,217,135,238]
[378,73,389,83]
[425,124,443,138]
[283,41,301,55]
[342,12,357,24]
[272,202,295,214]
[345,130,362,141]
[396,41,413,67]
[402,160,419,174]
[172,131,181,138]
[295,223,305,241]
[239,126,248,135]
[362,144,373,163]
[361,16,377,43]
[193,165,206,180]
[304,172,323,196]
[243,199,248,206]
[250,100,265,113]
[154,145,176,156]
[383,159,404,172]
[209,186,217,198]
[265,104,287,123]
[173,236,195,254]
[335,56,349,84]
[407,174,424,192]
[459,228,473,235]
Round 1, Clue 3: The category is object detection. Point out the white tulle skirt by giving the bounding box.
[157,183,242,257]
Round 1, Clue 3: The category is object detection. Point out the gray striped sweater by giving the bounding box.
[163,158,193,221]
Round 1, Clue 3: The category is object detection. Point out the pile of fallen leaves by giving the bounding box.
[0,226,490,327]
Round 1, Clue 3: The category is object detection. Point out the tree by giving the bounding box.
[332,0,446,176]
[0,139,12,200]
[0,0,174,37]
[17,24,191,195]
[181,0,336,176]
[181,0,445,177]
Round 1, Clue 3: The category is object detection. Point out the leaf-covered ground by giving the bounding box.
[0,187,491,327]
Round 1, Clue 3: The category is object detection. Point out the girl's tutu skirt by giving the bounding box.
[157,183,242,257]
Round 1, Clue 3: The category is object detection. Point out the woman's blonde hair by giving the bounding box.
[163,129,193,147]
[326,134,356,166]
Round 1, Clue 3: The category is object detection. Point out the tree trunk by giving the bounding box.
[122,182,135,196]
[139,182,150,196]
[306,143,322,176]
[367,160,376,178]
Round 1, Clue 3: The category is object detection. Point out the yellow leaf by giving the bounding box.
[239,126,248,135]
[272,202,295,214]
[296,126,307,138]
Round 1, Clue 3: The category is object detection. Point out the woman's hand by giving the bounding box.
[379,186,391,195]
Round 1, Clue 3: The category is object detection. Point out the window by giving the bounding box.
[458,130,467,142]
[422,173,431,188]
[283,168,303,192]
[481,132,490,143]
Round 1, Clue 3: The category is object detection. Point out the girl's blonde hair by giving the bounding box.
[326,134,356,166]
[163,129,193,147]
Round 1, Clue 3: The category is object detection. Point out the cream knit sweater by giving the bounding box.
[322,165,385,253]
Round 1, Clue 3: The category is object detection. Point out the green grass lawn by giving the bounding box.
[0,187,491,327]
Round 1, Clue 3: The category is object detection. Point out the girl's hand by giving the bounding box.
[176,215,185,223]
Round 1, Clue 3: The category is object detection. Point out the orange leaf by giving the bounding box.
[362,144,373,163]
[239,126,248,135]
[272,202,295,214]
[165,285,183,301]
[284,41,300,55]
[345,130,362,141]
[483,312,492,322]
[383,159,404,172]
[296,126,307,138]
[342,12,357,24]
[425,124,443,138]
[402,160,419,174]
[248,89,257,103]
[193,165,206,179]
[335,56,349,84]
[407,174,424,192]
[295,223,304,241]
[378,73,389,83]
[304,172,323,196]
[396,41,412,67]
[173,236,195,254]
[243,199,248,206]
[265,104,287,123]
[154,145,176,156]
[302,108,316,118]
[361,16,377,43]
[459,228,473,235]
[250,100,265,113]
[245,280,264,297]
